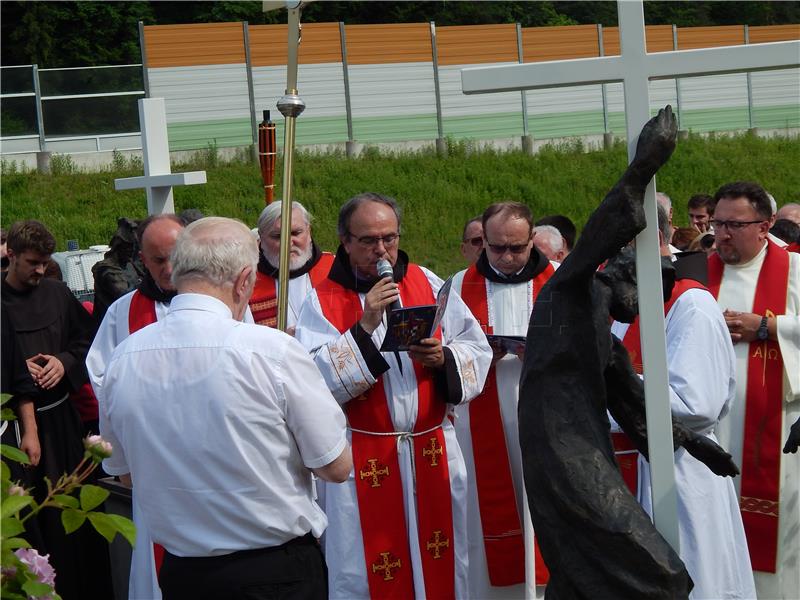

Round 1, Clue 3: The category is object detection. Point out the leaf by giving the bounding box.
[22,578,54,597]
[1,516,25,537]
[1,408,16,421]
[4,536,31,549]
[87,512,116,543]
[105,513,137,547]
[1,460,10,483]
[0,444,30,465]
[61,508,86,534]
[54,494,80,509]
[80,484,109,511]
[1,495,33,518]
[0,393,12,406]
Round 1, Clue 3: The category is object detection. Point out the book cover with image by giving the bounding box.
[379,276,453,352]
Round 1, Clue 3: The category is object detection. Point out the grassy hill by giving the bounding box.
[2,132,798,277]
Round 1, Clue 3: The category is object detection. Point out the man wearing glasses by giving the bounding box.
[295,192,491,599]
[460,216,483,265]
[708,181,800,600]
[451,202,557,598]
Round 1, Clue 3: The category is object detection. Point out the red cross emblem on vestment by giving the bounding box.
[372,551,402,581]
[426,530,450,559]
[359,458,389,488]
[422,436,443,467]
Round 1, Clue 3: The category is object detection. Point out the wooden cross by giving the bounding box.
[461,0,799,551]
[422,436,443,467]
[115,98,207,215]
[359,458,390,488]
[371,552,401,581]
[426,530,450,559]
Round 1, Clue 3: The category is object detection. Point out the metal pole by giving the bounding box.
[672,25,683,131]
[32,64,46,152]
[339,22,355,155]
[744,25,755,130]
[597,24,609,134]
[429,21,446,154]
[243,21,259,162]
[276,5,305,333]
[138,21,150,98]
[516,23,529,136]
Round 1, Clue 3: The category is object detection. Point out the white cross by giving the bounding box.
[115,98,207,215]
[462,0,799,552]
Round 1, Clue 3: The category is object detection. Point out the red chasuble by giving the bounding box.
[127,290,165,574]
[458,262,554,586]
[614,278,706,495]
[707,240,790,573]
[315,264,455,600]
[249,253,334,327]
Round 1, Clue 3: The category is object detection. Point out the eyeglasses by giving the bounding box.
[486,241,530,254]
[710,219,766,231]
[350,233,400,248]
[464,236,483,248]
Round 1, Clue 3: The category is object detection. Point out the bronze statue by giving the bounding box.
[519,106,738,599]
[91,217,142,325]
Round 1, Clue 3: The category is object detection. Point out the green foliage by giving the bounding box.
[49,153,78,175]
[2,133,798,277]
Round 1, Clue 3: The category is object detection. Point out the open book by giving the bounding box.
[379,276,453,352]
[486,334,526,356]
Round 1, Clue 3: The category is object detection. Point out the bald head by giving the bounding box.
[140,215,184,291]
[776,203,800,225]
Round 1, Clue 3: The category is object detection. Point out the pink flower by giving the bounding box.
[83,435,113,460]
[7,484,26,496]
[14,548,56,598]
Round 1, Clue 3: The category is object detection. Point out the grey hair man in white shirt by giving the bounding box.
[99,216,351,600]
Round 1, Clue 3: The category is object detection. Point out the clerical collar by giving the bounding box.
[258,242,323,279]
[475,248,549,284]
[328,245,409,293]
[137,270,177,304]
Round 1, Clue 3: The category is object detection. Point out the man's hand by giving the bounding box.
[26,353,66,390]
[682,434,739,477]
[409,337,445,369]
[360,277,399,335]
[723,310,762,344]
[20,429,41,467]
[783,416,800,454]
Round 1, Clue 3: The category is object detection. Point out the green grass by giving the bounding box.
[2,132,799,277]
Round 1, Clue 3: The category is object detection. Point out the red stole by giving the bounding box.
[127,290,165,575]
[786,242,800,253]
[614,278,706,495]
[249,253,334,327]
[315,264,455,600]
[707,241,789,573]
[458,263,554,586]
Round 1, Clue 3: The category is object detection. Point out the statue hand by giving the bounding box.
[632,105,677,177]
[783,416,800,454]
[682,433,739,477]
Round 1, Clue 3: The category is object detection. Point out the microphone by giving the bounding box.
[376,259,401,313]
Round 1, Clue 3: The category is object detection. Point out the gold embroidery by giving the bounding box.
[422,437,443,467]
[372,552,401,581]
[426,530,450,559]
[359,458,389,488]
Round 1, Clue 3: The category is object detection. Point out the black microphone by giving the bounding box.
[376,258,401,313]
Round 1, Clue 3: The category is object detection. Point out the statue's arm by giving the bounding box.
[561,106,677,280]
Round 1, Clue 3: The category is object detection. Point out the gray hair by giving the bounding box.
[337,192,402,238]
[656,203,671,245]
[656,192,672,212]
[171,217,258,288]
[533,225,564,255]
[257,201,311,239]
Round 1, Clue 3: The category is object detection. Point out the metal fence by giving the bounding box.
[0,64,146,154]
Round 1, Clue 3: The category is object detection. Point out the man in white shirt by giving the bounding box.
[100,217,351,600]
[708,181,800,599]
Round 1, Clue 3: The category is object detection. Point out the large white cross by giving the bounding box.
[115,98,207,215]
[462,0,799,551]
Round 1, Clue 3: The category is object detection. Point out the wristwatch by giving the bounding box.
[757,316,769,341]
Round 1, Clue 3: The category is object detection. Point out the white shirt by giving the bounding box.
[99,293,347,557]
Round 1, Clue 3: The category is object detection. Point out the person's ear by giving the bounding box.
[235,266,253,300]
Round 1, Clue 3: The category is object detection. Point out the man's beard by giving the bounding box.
[264,243,313,272]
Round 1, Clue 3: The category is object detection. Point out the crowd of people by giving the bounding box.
[1,179,798,600]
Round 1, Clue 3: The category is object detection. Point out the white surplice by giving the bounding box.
[295,266,491,600]
[612,287,757,600]
[713,243,800,600]
[451,269,541,600]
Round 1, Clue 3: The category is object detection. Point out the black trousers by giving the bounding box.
[159,534,327,600]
